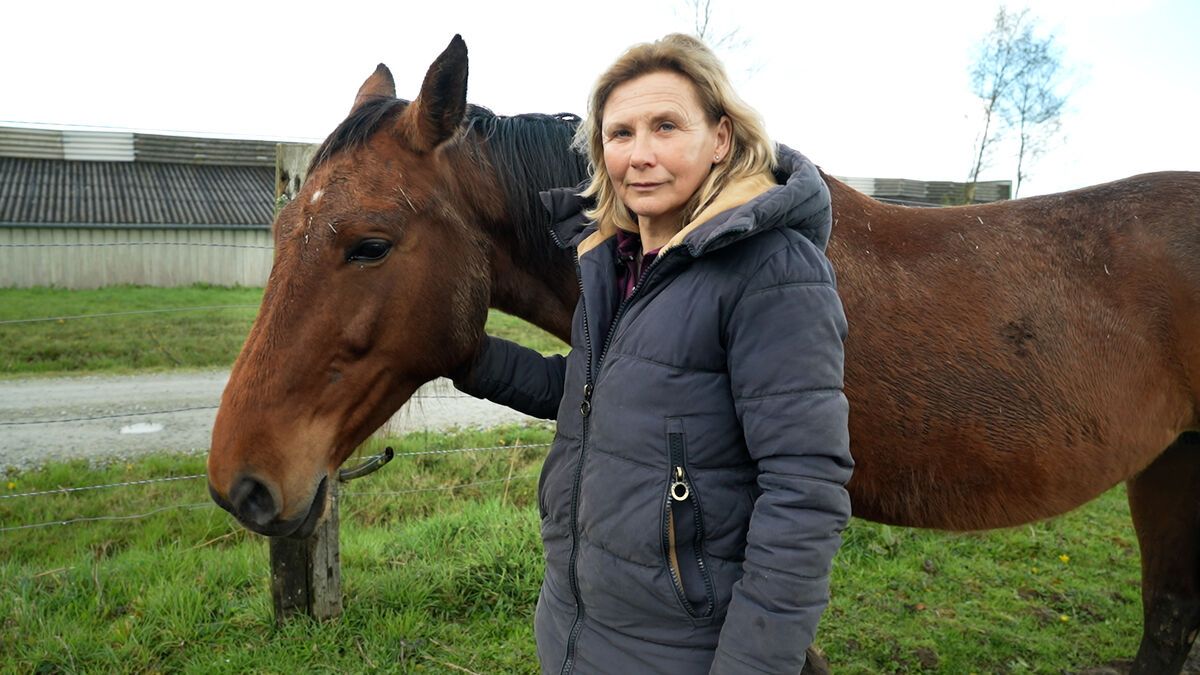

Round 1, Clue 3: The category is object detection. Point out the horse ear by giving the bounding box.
[402,35,468,153]
[350,64,396,115]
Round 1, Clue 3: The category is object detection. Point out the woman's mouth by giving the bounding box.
[630,182,661,191]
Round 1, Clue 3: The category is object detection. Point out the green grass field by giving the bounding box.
[0,285,565,378]
[0,286,1145,671]
[1,425,1142,674]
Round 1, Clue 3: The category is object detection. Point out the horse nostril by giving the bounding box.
[229,476,279,526]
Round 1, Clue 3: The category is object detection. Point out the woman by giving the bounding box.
[455,33,852,674]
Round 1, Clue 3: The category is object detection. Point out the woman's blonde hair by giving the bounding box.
[574,33,777,233]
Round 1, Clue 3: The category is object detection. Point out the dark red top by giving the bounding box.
[615,229,661,301]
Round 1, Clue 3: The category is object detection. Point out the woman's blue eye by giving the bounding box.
[659,122,676,132]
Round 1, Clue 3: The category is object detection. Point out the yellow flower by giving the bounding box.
[6,481,14,490]
[1059,614,1070,622]
[1031,567,1039,574]
[1059,554,1070,564]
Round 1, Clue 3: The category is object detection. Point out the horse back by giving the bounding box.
[822,171,1200,529]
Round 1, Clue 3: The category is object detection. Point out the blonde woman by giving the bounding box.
[456,33,851,673]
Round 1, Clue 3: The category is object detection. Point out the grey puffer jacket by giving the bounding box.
[456,145,852,674]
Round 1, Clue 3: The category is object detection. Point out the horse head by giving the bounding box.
[207,36,496,537]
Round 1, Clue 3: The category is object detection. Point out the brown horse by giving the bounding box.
[208,36,1200,673]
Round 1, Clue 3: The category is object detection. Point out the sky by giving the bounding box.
[2,0,1196,197]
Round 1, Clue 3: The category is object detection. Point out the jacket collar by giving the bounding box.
[539,144,831,259]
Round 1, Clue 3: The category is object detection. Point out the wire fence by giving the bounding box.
[0,242,274,250]
[1,239,550,535]
[0,441,551,533]
[0,306,260,326]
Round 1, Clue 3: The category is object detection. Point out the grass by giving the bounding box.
[0,285,566,378]
[1,424,1143,673]
[0,285,1144,671]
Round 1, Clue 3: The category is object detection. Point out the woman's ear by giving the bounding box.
[714,116,732,163]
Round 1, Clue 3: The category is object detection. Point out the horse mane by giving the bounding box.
[309,98,586,272]
[463,107,588,270]
[308,98,408,174]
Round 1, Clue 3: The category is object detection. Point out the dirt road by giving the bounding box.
[0,370,537,472]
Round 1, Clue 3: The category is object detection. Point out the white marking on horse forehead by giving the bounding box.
[310,189,323,204]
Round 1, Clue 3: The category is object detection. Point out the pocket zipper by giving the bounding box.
[664,458,715,618]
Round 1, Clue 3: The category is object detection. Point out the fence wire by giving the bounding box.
[0,502,217,533]
[4,386,482,422]
[0,305,259,326]
[1,473,207,500]
[1,443,549,502]
[0,241,274,249]
[0,405,220,426]
[342,472,537,498]
[0,464,543,533]
[0,235,550,534]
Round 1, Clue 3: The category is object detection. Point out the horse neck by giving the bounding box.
[455,113,585,342]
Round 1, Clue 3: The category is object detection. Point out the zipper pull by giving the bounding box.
[670,466,690,501]
[580,383,593,417]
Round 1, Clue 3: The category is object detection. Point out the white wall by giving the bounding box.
[0,227,273,288]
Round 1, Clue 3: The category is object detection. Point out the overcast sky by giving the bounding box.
[2,0,1196,197]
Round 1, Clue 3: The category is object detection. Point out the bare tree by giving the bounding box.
[1001,37,1065,196]
[684,0,749,54]
[965,7,1066,202]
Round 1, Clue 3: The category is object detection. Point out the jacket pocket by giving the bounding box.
[661,418,716,621]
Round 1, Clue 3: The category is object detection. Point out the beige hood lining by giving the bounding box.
[577,171,777,258]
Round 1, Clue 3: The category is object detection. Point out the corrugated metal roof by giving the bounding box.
[836,176,1011,204]
[64,131,135,161]
[134,134,276,166]
[0,127,276,166]
[0,128,66,160]
[0,157,273,227]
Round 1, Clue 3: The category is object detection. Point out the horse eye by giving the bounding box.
[346,239,392,263]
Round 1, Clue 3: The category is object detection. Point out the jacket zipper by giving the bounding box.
[560,247,675,674]
[561,247,591,675]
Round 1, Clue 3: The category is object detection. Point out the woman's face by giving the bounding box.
[602,71,731,233]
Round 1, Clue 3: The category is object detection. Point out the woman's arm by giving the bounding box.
[452,335,567,421]
[711,245,854,674]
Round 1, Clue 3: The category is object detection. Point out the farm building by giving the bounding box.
[0,125,1009,289]
[836,175,1011,205]
[0,126,283,288]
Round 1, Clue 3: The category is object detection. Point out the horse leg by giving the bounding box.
[801,646,831,675]
[1128,432,1200,675]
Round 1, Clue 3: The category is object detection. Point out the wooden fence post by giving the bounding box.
[269,142,342,625]
[270,480,342,624]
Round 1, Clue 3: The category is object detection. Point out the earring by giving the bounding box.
[713,154,722,163]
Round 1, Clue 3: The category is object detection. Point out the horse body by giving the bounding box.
[207,37,1200,673]
[824,174,1200,530]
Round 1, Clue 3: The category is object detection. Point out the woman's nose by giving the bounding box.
[629,134,655,169]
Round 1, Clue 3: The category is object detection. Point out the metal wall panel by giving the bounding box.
[0,227,273,288]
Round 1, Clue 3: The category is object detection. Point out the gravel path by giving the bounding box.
[0,370,537,473]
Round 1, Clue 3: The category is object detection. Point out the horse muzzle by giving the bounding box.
[209,474,328,539]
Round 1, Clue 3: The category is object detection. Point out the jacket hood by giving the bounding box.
[539,144,832,257]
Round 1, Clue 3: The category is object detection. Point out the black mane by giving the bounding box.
[308,98,587,271]
[308,97,408,174]
[463,106,588,268]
